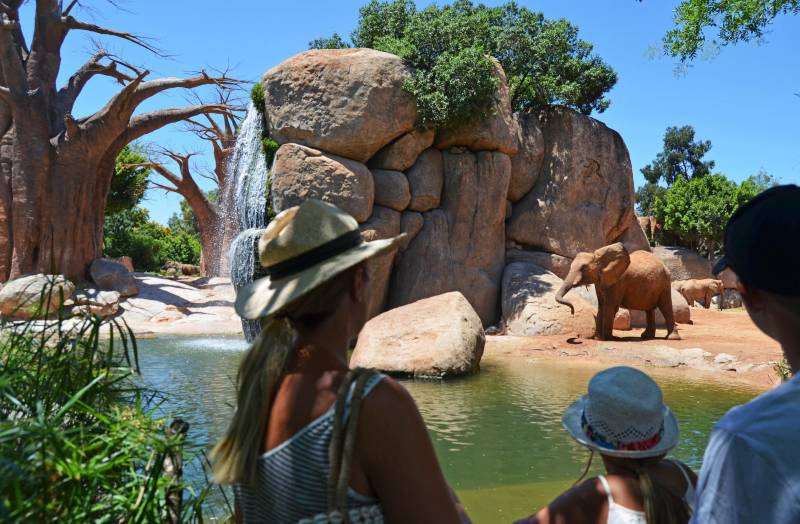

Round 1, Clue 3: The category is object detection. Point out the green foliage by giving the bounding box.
[635,182,668,216]
[309,32,351,49]
[662,0,800,61]
[641,125,715,186]
[313,0,617,127]
[106,145,150,216]
[262,136,279,166]
[250,83,280,166]
[250,83,265,116]
[0,302,214,521]
[168,199,201,237]
[160,233,201,266]
[774,357,793,382]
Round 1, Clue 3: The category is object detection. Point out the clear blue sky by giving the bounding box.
[28,0,800,224]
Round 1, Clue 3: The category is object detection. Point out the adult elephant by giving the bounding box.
[555,242,679,340]
[673,278,725,309]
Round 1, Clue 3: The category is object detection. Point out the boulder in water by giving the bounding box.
[272,143,374,223]
[351,292,485,378]
[0,274,75,320]
[262,49,417,163]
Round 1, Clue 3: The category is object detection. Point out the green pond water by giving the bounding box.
[137,336,759,523]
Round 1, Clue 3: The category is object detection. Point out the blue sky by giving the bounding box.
[26,1,800,224]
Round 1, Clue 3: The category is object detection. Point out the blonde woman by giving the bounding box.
[213,199,469,523]
[515,367,696,524]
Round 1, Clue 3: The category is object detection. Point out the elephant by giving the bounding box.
[555,242,679,341]
[673,278,724,309]
[637,215,660,245]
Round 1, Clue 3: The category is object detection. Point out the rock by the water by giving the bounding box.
[508,112,545,202]
[653,246,713,281]
[390,150,511,325]
[399,211,423,249]
[271,143,374,223]
[434,58,518,155]
[351,292,485,378]
[630,288,691,327]
[110,255,134,272]
[369,129,434,171]
[406,148,443,212]
[506,249,572,279]
[506,106,635,258]
[360,206,402,319]
[262,48,417,163]
[372,169,411,211]
[0,274,75,320]
[501,262,595,337]
[72,289,121,317]
[90,259,138,297]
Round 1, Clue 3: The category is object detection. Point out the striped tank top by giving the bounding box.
[235,373,386,524]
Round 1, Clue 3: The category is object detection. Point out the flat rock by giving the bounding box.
[262,48,417,163]
[91,258,138,297]
[506,106,635,258]
[351,292,485,378]
[406,148,443,212]
[271,143,374,222]
[0,274,75,320]
[508,112,545,202]
[369,129,434,171]
[372,169,411,211]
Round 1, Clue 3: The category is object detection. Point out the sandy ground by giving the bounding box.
[118,274,784,389]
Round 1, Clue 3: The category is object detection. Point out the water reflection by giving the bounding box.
[136,337,758,523]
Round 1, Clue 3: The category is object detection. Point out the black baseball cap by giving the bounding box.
[713,184,800,296]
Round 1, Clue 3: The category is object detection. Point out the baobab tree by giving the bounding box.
[0,0,238,281]
[131,86,241,276]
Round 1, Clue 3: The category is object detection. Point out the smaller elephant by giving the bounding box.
[673,279,724,309]
[555,242,679,341]
[637,215,661,245]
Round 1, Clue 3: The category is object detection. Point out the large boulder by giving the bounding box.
[351,292,485,378]
[0,274,75,320]
[360,206,402,319]
[90,259,138,297]
[616,217,652,254]
[390,149,511,325]
[368,129,434,172]
[506,248,572,279]
[271,143,374,223]
[506,106,635,258]
[406,148,443,212]
[110,255,134,272]
[501,262,595,337]
[434,58,518,156]
[653,246,713,281]
[508,112,545,202]
[262,48,417,163]
[630,288,692,327]
[372,169,410,211]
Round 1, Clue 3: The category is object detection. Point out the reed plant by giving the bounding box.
[0,284,217,522]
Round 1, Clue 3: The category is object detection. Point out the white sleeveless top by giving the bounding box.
[598,459,696,524]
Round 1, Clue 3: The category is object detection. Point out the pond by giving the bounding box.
[137,336,758,523]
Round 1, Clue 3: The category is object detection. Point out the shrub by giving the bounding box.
[161,232,202,266]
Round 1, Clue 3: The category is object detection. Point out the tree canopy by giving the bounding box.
[106,145,151,215]
[641,125,715,186]
[310,0,617,127]
[661,0,800,61]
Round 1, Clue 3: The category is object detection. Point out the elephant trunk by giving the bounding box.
[555,274,579,315]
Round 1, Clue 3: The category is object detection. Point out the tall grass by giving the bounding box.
[0,285,217,522]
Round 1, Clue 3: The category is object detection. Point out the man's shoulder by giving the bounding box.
[716,375,800,445]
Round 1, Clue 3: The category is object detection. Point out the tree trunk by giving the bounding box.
[181,179,221,276]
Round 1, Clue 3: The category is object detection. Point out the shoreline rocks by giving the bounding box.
[0,274,75,320]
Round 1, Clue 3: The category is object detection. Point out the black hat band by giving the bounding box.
[262,229,363,281]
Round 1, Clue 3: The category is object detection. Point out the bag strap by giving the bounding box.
[327,367,378,520]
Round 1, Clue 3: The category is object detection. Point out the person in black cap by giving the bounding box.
[691,184,800,523]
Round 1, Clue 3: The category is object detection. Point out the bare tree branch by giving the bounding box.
[131,72,243,108]
[0,12,28,96]
[62,15,165,56]
[125,103,231,142]
[57,49,135,113]
[61,0,81,16]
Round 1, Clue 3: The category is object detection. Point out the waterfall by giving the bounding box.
[225,103,272,341]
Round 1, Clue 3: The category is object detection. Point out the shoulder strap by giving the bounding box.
[597,475,615,506]
[327,367,379,521]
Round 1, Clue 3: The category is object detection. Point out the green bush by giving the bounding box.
[0,299,216,521]
[250,83,265,116]
[161,232,201,266]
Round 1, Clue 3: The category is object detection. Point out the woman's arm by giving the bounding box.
[359,377,470,523]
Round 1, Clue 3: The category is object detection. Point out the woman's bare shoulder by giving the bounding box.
[516,478,606,524]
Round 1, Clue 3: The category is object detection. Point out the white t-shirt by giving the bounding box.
[691,373,800,523]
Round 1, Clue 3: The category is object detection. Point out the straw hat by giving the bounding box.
[235,199,404,320]
[562,366,679,459]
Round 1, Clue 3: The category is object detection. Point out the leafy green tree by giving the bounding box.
[309,32,352,49]
[106,146,151,216]
[661,0,800,61]
[635,182,668,216]
[641,125,715,185]
[103,207,167,271]
[311,0,617,127]
[160,232,201,266]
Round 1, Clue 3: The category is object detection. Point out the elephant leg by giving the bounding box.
[604,306,617,340]
[659,291,681,340]
[703,290,712,309]
[641,310,656,339]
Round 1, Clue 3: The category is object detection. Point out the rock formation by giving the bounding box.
[90,259,138,297]
[0,274,75,320]
[351,292,484,378]
[653,246,713,281]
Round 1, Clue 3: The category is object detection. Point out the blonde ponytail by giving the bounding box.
[632,460,691,524]
[211,317,297,485]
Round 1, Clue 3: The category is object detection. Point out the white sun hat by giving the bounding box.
[235,199,405,320]
[562,366,680,459]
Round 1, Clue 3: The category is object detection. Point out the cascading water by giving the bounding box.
[226,103,271,341]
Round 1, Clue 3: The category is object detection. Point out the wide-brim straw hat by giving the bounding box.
[235,199,405,320]
[562,366,679,459]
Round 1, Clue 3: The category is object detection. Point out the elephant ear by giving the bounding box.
[595,242,630,287]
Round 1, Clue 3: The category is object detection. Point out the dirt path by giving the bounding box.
[486,307,784,390]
